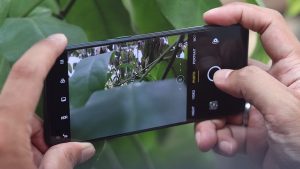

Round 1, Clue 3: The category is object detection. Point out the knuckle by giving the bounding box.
[39,39,62,57]
[267,8,284,20]
[49,143,79,165]
[63,148,77,164]
[11,61,38,79]
[235,65,261,80]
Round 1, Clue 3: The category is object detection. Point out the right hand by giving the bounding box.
[195,2,300,169]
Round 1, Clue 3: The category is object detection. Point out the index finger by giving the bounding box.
[0,34,67,119]
[204,2,300,62]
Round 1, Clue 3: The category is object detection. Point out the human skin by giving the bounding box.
[0,34,95,169]
[195,2,300,169]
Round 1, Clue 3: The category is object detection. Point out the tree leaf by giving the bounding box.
[106,136,155,169]
[41,0,60,14]
[64,0,134,41]
[0,0,11,26]
[8,0,44,17]
[147,59,186,81]
[251,35,270,64]
[0,16,87,63]
[287,0,300,16]
[155,0,221,28]
[77,136,154,169]
[69,52,111,108]
[75,140,105,169]
[28,7,52,17]
[246,0,265,6]
[0,55,11,91]
[70,79,186,141]
[139,124,214,169]
[121,0,174,33]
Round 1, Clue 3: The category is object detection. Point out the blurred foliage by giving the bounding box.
[246,0,265,7]
[245,0,270,64]
[251,35,270,64]
[0,0,219,169]
[287,0,300,16]
[0,0,298,169]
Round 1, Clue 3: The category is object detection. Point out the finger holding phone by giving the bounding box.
[0,34,95,169]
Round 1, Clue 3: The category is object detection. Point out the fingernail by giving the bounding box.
[219,141,233,154]
[204,8,220,16]
[47,33,67,43]
[213,69,233,83]
[80,143,96,163]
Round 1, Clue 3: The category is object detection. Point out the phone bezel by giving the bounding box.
[44,25,249,145]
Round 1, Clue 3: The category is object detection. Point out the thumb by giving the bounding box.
[213,66,299,122]
[39,142,95,169]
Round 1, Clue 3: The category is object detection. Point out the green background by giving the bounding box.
[1,0,300,168]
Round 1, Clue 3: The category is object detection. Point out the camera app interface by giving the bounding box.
[45,27,247,142]
[68,35,188,141]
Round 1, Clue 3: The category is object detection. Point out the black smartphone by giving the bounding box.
[44,25,249,145]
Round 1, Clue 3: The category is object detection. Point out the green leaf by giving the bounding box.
[147,61,170,81]
[0,0,11,26]
[246,0,265,6]
[8,0,44,17]
[0,16,87,63]
[7,0,59,17]
[41,0,60,14]
[77,136,154,169]
[70,79,186,141]
[122,0,174,33]
[69,52,111,108]
[28,7,52,17]
[156,0,221,28]
[0,55,11,91]
[287,0,300,16]
[139,124,214,169]
[251,35,270,64]
[148,59,186,80]
[64,0,134,41]
[75,140,105,169]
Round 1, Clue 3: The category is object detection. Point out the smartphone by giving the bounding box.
[44,25,249,145]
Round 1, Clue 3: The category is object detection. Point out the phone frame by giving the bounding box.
[44,25,249,145]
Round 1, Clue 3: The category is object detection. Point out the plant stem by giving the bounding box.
[139,41,177,81]
[58,0,76,19]
[113,38,182,86]
[161,35,184,80]
[23,0,46,17]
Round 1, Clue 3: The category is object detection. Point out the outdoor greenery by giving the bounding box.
[1,0,300,169]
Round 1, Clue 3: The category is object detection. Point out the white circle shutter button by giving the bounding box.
[207,66,221,82]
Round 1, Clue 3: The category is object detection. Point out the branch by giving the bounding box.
[161,35,185,80]
[139,41,177,81]
[58,0,76,19]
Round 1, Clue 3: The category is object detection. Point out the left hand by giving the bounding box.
[0,34,95,169]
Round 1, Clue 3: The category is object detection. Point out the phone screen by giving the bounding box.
[69,34,188,141]
[44,25,248,144]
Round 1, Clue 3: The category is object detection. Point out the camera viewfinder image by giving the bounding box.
[68,35,188,141]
